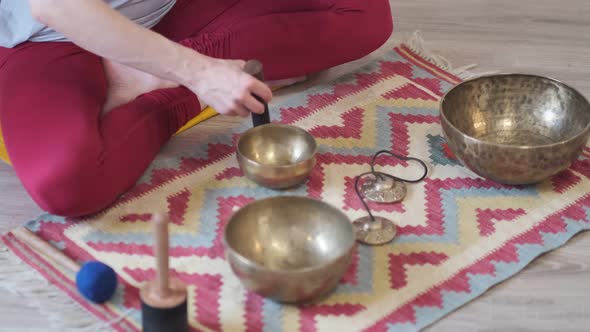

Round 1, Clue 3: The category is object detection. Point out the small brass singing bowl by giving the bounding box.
[223,196,356,303]
[236,123,317,189]
[441,74,590,185]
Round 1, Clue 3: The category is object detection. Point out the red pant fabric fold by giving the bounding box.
[0,0,393,217]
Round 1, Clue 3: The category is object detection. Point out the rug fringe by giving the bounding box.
[0,244,119,332]
[404,30,497,80]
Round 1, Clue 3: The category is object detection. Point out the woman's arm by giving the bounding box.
[28,0,271,116]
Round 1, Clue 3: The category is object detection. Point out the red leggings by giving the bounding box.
[0,0,393,217]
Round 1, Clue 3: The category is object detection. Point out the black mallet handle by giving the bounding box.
[243,60,270,127]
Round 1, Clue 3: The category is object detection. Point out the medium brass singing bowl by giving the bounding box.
[236,123,317,189]
[223,196,356,303]
[441,74,590,184]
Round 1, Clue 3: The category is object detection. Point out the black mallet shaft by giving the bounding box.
[244,60,270,127]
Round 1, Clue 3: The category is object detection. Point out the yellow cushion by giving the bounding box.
[0,124,8,165]
[0,106,219,166]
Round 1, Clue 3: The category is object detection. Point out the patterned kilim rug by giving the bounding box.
[2,38,590,332]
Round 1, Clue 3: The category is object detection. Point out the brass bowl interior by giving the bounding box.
[225,196,355,272]
[237,124,317,166]
[442,74,590,146]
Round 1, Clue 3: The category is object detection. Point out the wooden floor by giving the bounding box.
[1,0,590,331]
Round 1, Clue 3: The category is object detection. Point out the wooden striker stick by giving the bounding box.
[12,226,80,273]
[152,213,171,298]
[140,213,187,309]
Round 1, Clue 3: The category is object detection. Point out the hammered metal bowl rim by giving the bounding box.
[222,195,356,274]
[440,73,590,149]
[236,123,318,169]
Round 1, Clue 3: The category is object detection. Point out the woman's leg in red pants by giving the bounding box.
[0,43,201,217]
[156,0,394,80]
[0,0,393,217]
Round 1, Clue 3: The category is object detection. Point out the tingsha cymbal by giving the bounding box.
[352,216,397,245]
[358,173,407,204]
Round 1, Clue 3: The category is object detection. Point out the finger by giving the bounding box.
[230,103,250,117]
[249,79,273,103]
[241,94,265,114]
[230,59,246,70]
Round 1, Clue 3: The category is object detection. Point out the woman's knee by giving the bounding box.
[18,148,114,217]
[344,0,394,54]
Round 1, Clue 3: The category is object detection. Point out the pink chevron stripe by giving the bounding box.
[510,228,545,247]
[389,252,448,290]
[383,83,438,101]
[309,107,364,139]
[317,153,414,170]
[123,280,141,310]
[88,242,189,256]
[300,304,365,332]
[279,105,317,125]
[537,213,569,235]
[120,213,152,223]
[38,220,97,263]
[89,195,255,258]
[36,220,71,245]
[486,241,521,264]
[398,177,521,236]
[413,78,444,96]
[476,208,526,237]
[368,258,498,329]
[113,143,235,206]
[340,248,360,285]
[307,153,416,201]
[167,189,191,225]
[378,305,416,326]
[390,113,439,157]
[365,194,590,331]
[186,273,223,332]
[379,60,415,80]
[571,158,590,179]
[306,165,325,200]
[550,169,582,193]
[215,167,243,181]
[413,289,444,309]
[244,292,265,332]
[279,60,415,124]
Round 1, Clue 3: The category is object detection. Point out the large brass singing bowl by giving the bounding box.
[237,123,317,189]
[441,74,590,184]
[223,196,356,303]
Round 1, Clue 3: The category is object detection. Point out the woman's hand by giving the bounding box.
[188,58,272,117]
[28,0,272,117]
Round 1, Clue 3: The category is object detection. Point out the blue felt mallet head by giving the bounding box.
[13,227,118,304]
[76,261,118,304]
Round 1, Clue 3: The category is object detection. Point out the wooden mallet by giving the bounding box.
[244,59,271,127]
[12,227,118,304]
[140,213,188,332]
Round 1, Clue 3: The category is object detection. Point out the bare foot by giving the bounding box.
[266,76,308,89]
[102,59,179,114]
